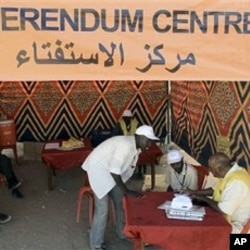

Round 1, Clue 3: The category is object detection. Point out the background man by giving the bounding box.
[0,153,24,224]
[166,149,198,192]
[81,125,159,250]
[112,109,139,136]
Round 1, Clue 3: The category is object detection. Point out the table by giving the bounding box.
[137,142,163,189]
[123,192,231,250]
[41,137,92,190]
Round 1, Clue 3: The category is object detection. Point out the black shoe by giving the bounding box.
[0,213,12,224]
[12,189,24,199]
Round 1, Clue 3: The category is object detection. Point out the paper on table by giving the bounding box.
[171,194,193,210]
[44,142,60,150]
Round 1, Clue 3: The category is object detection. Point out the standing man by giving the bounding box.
[81,125,159,250]
[183,152,250,233]
[166,149,198,192]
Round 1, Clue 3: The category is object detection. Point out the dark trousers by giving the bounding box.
[0,154,19,189]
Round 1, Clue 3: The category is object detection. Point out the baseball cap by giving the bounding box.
[122,109,133,117]
[167,149,183,164]
[135,125,159,140]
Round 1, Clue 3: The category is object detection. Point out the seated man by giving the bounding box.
[183,152,250,233]
[166,149,198,192]
[0,153,24,224]
[0,153,24,198]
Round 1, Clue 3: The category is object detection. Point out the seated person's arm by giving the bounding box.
[191,195,227,216]
[182,187,214,196]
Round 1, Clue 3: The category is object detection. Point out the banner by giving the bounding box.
[0,0,249,80]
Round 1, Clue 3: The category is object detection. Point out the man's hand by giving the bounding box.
[126,190,144,198]
[180,188,196,196]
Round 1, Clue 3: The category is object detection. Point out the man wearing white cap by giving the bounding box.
[81,125,159,250]
[112,109,139,136]
[166,149,198,192]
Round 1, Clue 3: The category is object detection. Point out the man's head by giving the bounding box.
[122,109,133,118]
[135,125,159,151]
[167,149,184,173]
[208,152,231,178]
[122,109,133,125]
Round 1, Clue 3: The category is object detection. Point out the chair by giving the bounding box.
[0,173,7,187]
[240,219,250,234]
[192,165,209,189]
[76,174,116,226]
[76,174,94,226]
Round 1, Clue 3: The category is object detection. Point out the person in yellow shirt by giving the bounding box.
[112,109,139,136]
[112,110,146,179]
[183,152,250,233]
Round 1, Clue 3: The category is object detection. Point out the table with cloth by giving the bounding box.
[41,137,93,190]
[123,192,231,250]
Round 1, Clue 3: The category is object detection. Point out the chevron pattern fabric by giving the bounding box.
[171,81,250,169]
[0,81,168,142]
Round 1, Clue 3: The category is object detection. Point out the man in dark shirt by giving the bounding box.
[0,153,24,224]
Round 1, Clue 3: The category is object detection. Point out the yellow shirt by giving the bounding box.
[119,118,138,136]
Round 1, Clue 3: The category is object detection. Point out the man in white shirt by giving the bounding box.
[81,125,159,250]
[166,149,198,192]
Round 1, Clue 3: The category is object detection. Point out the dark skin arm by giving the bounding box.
[191,195,227,216]
[182,187,214,196]
[111,173,144,198]
[183,188,227,216]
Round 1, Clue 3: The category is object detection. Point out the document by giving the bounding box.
[44,142,60,150]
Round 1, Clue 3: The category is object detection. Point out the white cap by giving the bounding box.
[167,149,183,164]
[122,109,133,117]
[135,125,159,140]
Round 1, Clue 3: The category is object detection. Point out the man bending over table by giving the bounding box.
[81,125,159,250]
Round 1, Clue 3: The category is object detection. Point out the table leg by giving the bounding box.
[47,166,54,190]
[150,163,155,190]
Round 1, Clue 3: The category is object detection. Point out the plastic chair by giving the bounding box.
[240,219,250,234]
[76,174,94,226]
[192,165,209,189]
[0,174,7,187]
[76,174,116,226]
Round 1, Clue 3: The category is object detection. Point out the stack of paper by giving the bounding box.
[157,194,206,221]
[166,205,206,221]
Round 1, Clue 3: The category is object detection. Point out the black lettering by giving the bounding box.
[243,12,250,34]
[121,9,143,32]
[152,10,171,33]
[41,9,59,31]
[225,12,242,34]
[80,8,99,32]
[20,8,40,30]
[173,10,189,33]
[60,9,79,31]
[190,11,207,33]
[1,7,19,31]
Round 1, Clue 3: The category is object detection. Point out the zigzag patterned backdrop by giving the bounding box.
[171,81,250,169]
[0,81,168,141]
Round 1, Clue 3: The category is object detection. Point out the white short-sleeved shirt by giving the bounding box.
[165,163,198,191]
[217,163,250,233]
[81,136,140,199]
